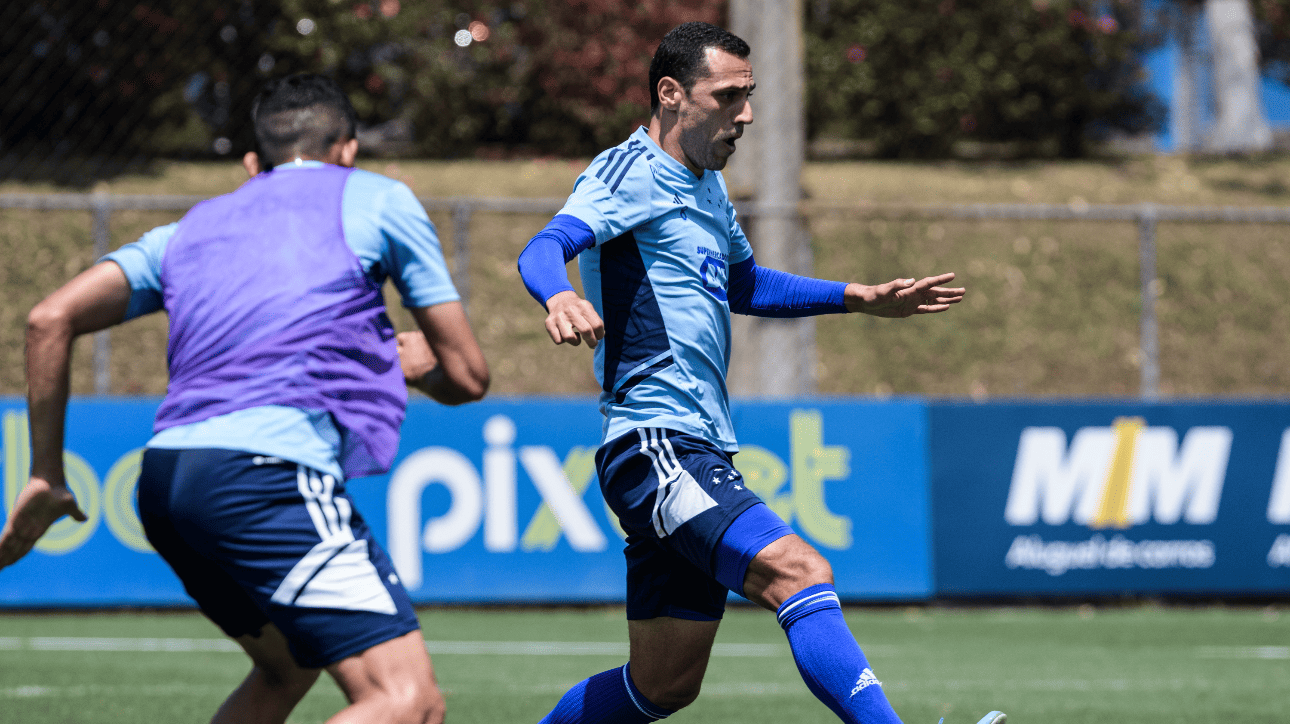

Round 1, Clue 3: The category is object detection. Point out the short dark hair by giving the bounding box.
[251,74,357,168]
[649,22,750,114]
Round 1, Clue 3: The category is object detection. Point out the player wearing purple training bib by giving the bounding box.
[518,22,1001,724]
[0,75,489,724]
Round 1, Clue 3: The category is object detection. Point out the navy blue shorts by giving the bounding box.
[597,428,794,621]
[136,448,421,668]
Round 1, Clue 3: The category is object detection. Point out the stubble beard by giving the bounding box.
[680,129,730,172]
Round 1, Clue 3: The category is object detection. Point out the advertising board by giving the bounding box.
[0,399,932,606]
[930,402,1290,596]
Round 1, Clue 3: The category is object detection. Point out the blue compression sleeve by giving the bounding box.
[727,257,848,317]
[518,214,596,308]
[713,503,794,597]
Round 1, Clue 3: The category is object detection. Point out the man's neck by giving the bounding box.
[647,115,702,178]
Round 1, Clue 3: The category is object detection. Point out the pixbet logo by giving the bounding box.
[386,410,856,589]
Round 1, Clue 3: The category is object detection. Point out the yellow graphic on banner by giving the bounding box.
[103,449,152,552]
[1090,417,1145,529]
[2,410,102,553]
[789,410,852,549]
[521,446,624,550]
[738,411,854,549]
[735,445,792,523]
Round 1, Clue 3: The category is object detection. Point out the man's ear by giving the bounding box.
[242,152,262,178]
[656,76,685,112]
[338,137,359,168]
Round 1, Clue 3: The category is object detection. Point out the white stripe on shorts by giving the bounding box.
[635,429,717,538]
[269,466,397,615]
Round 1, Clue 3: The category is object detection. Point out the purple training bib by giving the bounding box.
[155,164,406,478]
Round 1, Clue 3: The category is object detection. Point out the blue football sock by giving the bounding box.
[777,584,903,724]
[538,663,672,723]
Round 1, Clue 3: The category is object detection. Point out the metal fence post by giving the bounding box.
[452,202,472,313]
[91,191,112,395]
[1137,204,1160,400]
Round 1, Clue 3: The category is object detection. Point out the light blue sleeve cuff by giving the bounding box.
[100,222,176,320]
[343,171,460,309]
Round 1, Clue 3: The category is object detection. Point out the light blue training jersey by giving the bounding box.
[104,161,458,478]
[560,127,753,451]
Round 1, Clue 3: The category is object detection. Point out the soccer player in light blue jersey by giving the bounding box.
[0,75,488,724]
[519,23,1003,724]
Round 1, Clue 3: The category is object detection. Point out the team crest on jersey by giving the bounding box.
[697,246,728,301]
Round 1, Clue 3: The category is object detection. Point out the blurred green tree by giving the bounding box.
[5,0,1185,180]
[0,0,724,181]
[805,0,1164,157]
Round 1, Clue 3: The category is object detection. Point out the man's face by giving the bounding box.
[675,48,755,174]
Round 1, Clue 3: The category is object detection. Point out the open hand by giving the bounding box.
[845,272,966,317]
[544,290,605,348]
[0,477,87,569]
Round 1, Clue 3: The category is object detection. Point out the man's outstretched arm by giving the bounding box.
[727,258,964,319]
[401,302,490,405]
[0,262,131,569]
[517,215,604,348]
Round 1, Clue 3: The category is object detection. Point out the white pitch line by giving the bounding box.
[28,637,242,652]
[1195,646,1290,660]
[0,683,230,699]
[1,637,784,658]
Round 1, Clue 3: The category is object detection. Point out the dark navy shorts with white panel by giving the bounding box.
[596,428,794,621]
[136,448,420,668]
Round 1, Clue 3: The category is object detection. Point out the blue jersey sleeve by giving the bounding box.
[100,222,176,320]
[727,256,848,317]
[557,149,657,246]
[517,214,596,307]
[342,169,459,308]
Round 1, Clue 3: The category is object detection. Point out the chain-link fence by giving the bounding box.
[5,192,1290,400]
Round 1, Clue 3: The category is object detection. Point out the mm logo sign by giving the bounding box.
[1005,418,1232,528]
[1001,418,1231,577]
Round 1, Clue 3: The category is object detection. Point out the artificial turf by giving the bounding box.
[0,604,1285,723]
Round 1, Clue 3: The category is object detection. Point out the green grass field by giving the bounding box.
[0,605,1286,723]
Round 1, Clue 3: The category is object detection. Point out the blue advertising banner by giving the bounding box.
[0,398,931,606]
[0,401,184,606]
[929,402,1290,596]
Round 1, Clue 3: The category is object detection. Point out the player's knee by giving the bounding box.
[766,542,833,588]
[649,678,703,711]
[794,550,833,587]
[383,678,445,724]
[746,538,835,610]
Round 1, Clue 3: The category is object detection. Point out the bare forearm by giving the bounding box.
[22,262,132,480]
[24,311,74,482]
[406,303,490,405]
[412,361,488,405]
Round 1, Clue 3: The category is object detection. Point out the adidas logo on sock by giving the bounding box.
[849,668,881,697]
